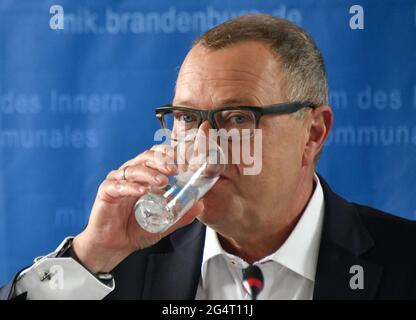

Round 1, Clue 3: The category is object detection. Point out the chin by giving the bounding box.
[198,180,238,225]
[196,211,224,228]
[198,195,236,227]
[197,200,226,226]
[202,190,226,209]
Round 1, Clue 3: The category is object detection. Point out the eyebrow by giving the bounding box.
[172,98,256,107]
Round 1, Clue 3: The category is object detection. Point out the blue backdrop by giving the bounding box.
[1,0,415,286]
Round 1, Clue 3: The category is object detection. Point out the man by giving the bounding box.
[1,14,416,300]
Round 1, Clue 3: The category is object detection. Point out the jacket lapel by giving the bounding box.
[141,220,206,299]
[313,176,383,299]
[140,176,383,300]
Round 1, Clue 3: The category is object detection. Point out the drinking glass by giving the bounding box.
[134,135,225,233]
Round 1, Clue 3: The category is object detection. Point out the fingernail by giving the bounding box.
[139,186,147,193]
[155,174,166,184]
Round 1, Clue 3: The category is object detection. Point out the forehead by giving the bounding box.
[174,41,285,108]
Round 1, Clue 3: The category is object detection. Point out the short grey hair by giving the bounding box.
[193,14,329,107]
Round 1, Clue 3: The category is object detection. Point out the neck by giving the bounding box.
[218,171,316,264]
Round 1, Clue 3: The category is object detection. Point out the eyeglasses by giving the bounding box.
[155,101,317,141]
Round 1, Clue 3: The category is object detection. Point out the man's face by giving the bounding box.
[173,41,311,235]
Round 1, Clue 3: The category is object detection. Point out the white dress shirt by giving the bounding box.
[13,174,324,300]
[11,238,114,300]
[195,174,325,300]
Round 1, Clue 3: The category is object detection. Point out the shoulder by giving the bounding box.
[318,174,416,262]
[353,202,416,241]
[351,202,416,265]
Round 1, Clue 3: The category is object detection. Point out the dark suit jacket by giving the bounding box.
[1,176,416,299]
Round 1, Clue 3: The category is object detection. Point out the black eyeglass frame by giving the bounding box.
[155,101,317,133]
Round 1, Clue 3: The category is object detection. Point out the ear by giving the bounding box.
[302,105,333,166]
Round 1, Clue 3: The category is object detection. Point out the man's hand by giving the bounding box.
[72,145,204,273]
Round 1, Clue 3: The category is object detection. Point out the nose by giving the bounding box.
[193,120,213,154]
[196,120,212,138]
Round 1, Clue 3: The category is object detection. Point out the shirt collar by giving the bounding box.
[201,173,325,282]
